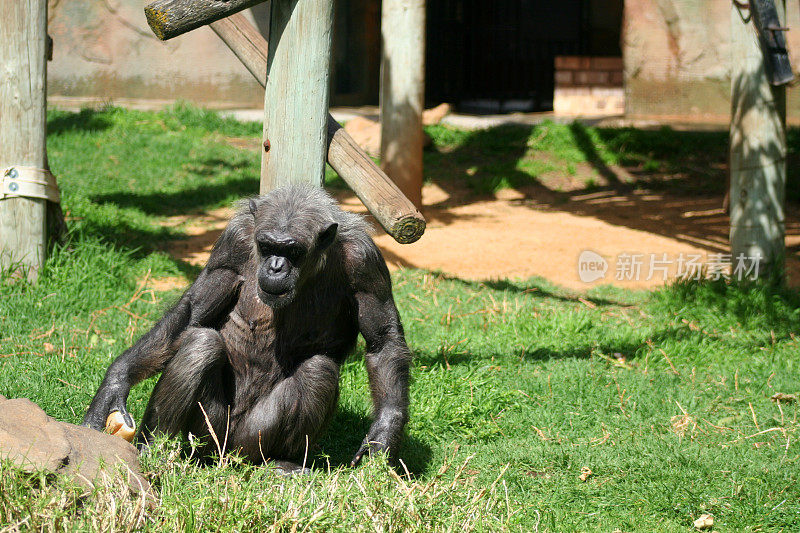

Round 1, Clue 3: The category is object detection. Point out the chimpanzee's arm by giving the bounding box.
[349,244,411,466]
[83,243,246,432]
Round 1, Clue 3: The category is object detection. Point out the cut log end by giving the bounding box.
[144,7,169,40]
[389,215,426,244]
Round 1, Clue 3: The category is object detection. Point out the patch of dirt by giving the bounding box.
[160,207,236,267]
[222,136,261,151]
[160,183,800,291]
[146,276,190,292]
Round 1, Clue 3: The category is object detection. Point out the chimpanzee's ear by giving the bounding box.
[317,222,338,251]
[249,198,258,217]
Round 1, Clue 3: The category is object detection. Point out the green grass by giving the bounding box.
[1,105,799,531]
[425,121,800,199]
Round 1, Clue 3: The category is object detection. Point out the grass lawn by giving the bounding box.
[1,105,799,531]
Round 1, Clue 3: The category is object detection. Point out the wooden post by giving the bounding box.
[380,0,426,209]
[260,0,333,193]
[210,13,425,243]
[0,0,49,280]
[730,0,787,278]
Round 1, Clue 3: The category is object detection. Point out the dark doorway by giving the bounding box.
[331,1,623,113]
[425,0,621,113]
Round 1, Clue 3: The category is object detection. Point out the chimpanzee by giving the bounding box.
[83,184,411,473]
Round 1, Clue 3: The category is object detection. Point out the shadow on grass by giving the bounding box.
[425,124,535,196]
[71,218,201,280]
[80,157,258,279]
[411,271,638,307]
[316,407,432,476]
[410,274,800,371]
[48,109,114,135]
[569,122,628,188]
[653,277,800,340]
[91,165,257,217]
[412,337,648,368]
[421,122,800,257]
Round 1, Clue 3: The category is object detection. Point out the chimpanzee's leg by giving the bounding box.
[137,327,230,452]
[233,354,340,472]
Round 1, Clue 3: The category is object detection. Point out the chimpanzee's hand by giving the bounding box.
[82,384,133,432]
[350,425,394,467]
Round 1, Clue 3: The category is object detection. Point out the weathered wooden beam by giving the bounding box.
[144,0,264,40]
[260,0,333,193]
[380,0,426,209]
[210,13,426,244]
[0,0,49,280]
[729,0,787,279]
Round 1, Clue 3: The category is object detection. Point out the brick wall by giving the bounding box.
[554,57,624,88]
[553,56,625,116]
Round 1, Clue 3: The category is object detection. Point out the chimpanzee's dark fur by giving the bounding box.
[83,185,411,473]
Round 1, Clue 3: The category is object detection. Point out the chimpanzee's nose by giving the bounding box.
[268,256,288,275]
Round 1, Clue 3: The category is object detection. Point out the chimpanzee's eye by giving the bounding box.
[257,240,273,257]
[285,245,305,263]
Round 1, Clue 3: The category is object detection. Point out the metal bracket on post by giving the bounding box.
[748,0,794,85]
[1,167,60,203]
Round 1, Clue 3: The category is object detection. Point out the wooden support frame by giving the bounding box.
[380,0,426,209]
[261,0,333,192]
[209,13,425,243]
[729,0,787,278]
[145,0,263,40]
[146,0,425,244]
[0,0,50,280]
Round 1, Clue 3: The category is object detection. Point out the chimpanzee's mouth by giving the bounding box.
[257,286,295,309]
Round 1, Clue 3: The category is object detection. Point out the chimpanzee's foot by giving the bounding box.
[272,459,312,476]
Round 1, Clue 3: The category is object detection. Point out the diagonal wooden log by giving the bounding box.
[145,0,264,40]
[209,13,425,244]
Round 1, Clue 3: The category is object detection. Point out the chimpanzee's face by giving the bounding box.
[251,198,338,310]
[254,230,305,309]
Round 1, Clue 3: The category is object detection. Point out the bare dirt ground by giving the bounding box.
[160,181,800,292]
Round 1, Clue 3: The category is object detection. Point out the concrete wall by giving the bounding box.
[624,0,800,120]
[48,0,269,107]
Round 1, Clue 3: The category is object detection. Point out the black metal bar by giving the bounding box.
[749,0,794,86]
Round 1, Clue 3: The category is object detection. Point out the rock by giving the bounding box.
[0,396,151,496]
[693,513,714,530]
[422,103,452,126]
[344,116,381,157]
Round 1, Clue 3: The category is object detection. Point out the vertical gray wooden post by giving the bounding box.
[260,0,334,193]
[380,0,426,209]
[0,0,49,280]
[729,1,787,278]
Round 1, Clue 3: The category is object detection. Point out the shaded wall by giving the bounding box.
[48,0,265,107]
[49,0,800,118]
[624,0,800,120]
[47,0,376,108]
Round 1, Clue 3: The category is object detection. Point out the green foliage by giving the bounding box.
[1,106,799,531]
